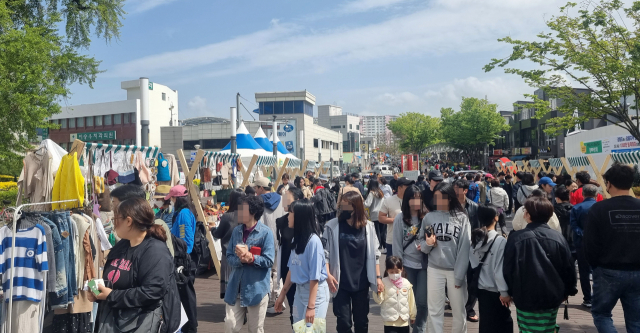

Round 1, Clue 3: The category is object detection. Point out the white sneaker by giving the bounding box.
[267,307,277,314]
[381,248,387,254]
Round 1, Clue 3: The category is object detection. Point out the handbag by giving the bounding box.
[293,318,326,333]
[157,153,171,182]
[95,301,164,333]
[468,235,497,296]
[402,224,429,268]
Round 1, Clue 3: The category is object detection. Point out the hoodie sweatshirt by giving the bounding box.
[516,184,539,205]
[260,192,285,248]
[469,230,509,297]
[420,211,471,286]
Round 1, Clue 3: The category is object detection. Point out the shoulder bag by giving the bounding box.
[468,235,497,296]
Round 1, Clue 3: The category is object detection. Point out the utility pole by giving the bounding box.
[231,107,237,188]
[330,140,334,180]
[272,115,278,181]
[237,93,242,126]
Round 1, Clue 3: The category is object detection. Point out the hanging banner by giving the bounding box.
[265,119,297,156]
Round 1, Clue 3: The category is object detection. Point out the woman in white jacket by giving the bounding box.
[470,205,513,333]
[488,179,509,236]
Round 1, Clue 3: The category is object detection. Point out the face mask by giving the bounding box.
[338,210,353,221]
[389,273,401,281]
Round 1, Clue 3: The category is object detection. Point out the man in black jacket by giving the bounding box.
[504,196,577,332]
[585,163,640,332]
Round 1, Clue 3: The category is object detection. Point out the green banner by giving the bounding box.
[584,140,603,154]
[72,131,116,141]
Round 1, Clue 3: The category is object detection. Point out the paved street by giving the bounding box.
[195,216,629,332]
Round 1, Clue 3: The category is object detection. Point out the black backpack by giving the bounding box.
[190,221,212,275]
[172,234,194,281]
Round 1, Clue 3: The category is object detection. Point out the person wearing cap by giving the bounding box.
[166,185,197,254]
[379,177,413,255]
[252,176,286,313]
[539,176,557,203]
[422,170,443,212]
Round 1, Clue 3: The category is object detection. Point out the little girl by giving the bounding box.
[373,256,417,333]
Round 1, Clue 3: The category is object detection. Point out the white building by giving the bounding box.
[359,115,397,145]
[317,105,361,153]
[48,79,178,149]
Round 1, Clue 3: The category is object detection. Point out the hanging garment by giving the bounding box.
[135,151,151,184]
[0,225,48,302]
[9,300,40,333]
[52,153,85,210]
[157,153,171,182]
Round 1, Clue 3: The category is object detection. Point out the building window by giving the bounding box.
[331,125,342,129]
[104,115,112,126]
[274,101,284,114]
[114,114,121,125]
[123,113,130,124]
[77,117,84,128]
[356,125,360,130]
[284,101,294,114]
[183,140,200,150]
[342,125,345,128]
[60,119,67,129]
[131,112,137,123]
[95,116,103,126]
[68,118,75,128]
[314,139,318,148]
[162,93,166,101]
[349,124,353,129]
[86,116,93,127]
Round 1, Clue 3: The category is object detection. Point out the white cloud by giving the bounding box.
[423,76,532,111]
[127,0,178,13]
[187,96,209,116]
[375,92,421,106]
[110,0,568,78]
[340,0,410,13]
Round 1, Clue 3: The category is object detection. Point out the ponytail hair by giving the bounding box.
[115,197,168,242]
[471,204,497,247]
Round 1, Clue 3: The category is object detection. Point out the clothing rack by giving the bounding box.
[4,199,80,333]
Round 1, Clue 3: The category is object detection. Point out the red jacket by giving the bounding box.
[570,187,604,205]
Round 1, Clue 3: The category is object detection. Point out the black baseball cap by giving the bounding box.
[397,177,415,186]
[428,170,443,181]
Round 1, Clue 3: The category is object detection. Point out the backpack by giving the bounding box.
[172,234,194,281]
[190,221,212,275]
[466,183,479,202]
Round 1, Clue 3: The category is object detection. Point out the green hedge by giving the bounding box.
[0,188,18,208]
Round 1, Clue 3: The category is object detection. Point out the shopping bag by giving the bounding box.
[292,318,326,333]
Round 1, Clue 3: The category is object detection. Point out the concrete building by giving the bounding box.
[48,79,178,150]
[359,115,397,145]
[256,91,343,162]
[317,105,361,153]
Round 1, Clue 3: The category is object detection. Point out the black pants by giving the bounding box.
[465,263,477,318]
[384,326,410,333]
[477,289,513,333]
[333,288,370,333]
[576,247,592,302]
[373,220,387,249]
[178,274,198,332]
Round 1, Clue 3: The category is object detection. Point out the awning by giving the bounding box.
[511,155,527,161]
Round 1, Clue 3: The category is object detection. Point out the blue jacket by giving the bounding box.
[171,208,196,254]
[570,197,596,249]
[468,183,480,203]
[224,222,275,307]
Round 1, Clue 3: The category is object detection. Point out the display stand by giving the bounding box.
[4,199,79,333]
[529,160,542,178]
[548,158,564,175]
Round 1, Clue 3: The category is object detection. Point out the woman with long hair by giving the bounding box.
[470,205,512,333]
[166,185,197,254]
[275,187,305,324]
[392,185,428,333]
[211,188,245,298]
[365,178,386,250]
[322,191,382,333]
[90,197,181,333]
[421,182,471,333]
[295,176,313,199]
[275,199,330,329]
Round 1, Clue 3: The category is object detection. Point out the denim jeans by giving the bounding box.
[46,212,76,307]
[41,216,67,297]
[592,267,640,333]
[404,267,428,333]
[293,281,330,324]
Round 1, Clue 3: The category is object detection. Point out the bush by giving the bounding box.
[0,187,18,208]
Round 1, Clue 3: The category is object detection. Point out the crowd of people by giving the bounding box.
[84,162,640,333]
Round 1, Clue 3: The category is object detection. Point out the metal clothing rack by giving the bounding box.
[3,199,80,333]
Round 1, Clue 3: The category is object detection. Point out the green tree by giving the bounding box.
[484,0,640,141]
[0,0,124,165]
[440,97,510,165]
[387,112,440,154]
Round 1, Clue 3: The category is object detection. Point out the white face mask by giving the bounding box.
[389,273,401,281]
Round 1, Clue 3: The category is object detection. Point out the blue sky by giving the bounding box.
[65,0,570,119]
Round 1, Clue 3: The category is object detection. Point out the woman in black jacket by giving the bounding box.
[210,188,245,298]
[90,197,180,333]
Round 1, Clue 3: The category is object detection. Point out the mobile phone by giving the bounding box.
[88,279,104,296]
[425,225,434,238]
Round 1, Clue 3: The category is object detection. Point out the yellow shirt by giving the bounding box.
[52,153,85,210]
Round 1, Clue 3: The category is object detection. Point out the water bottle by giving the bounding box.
[305,322,313,333]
